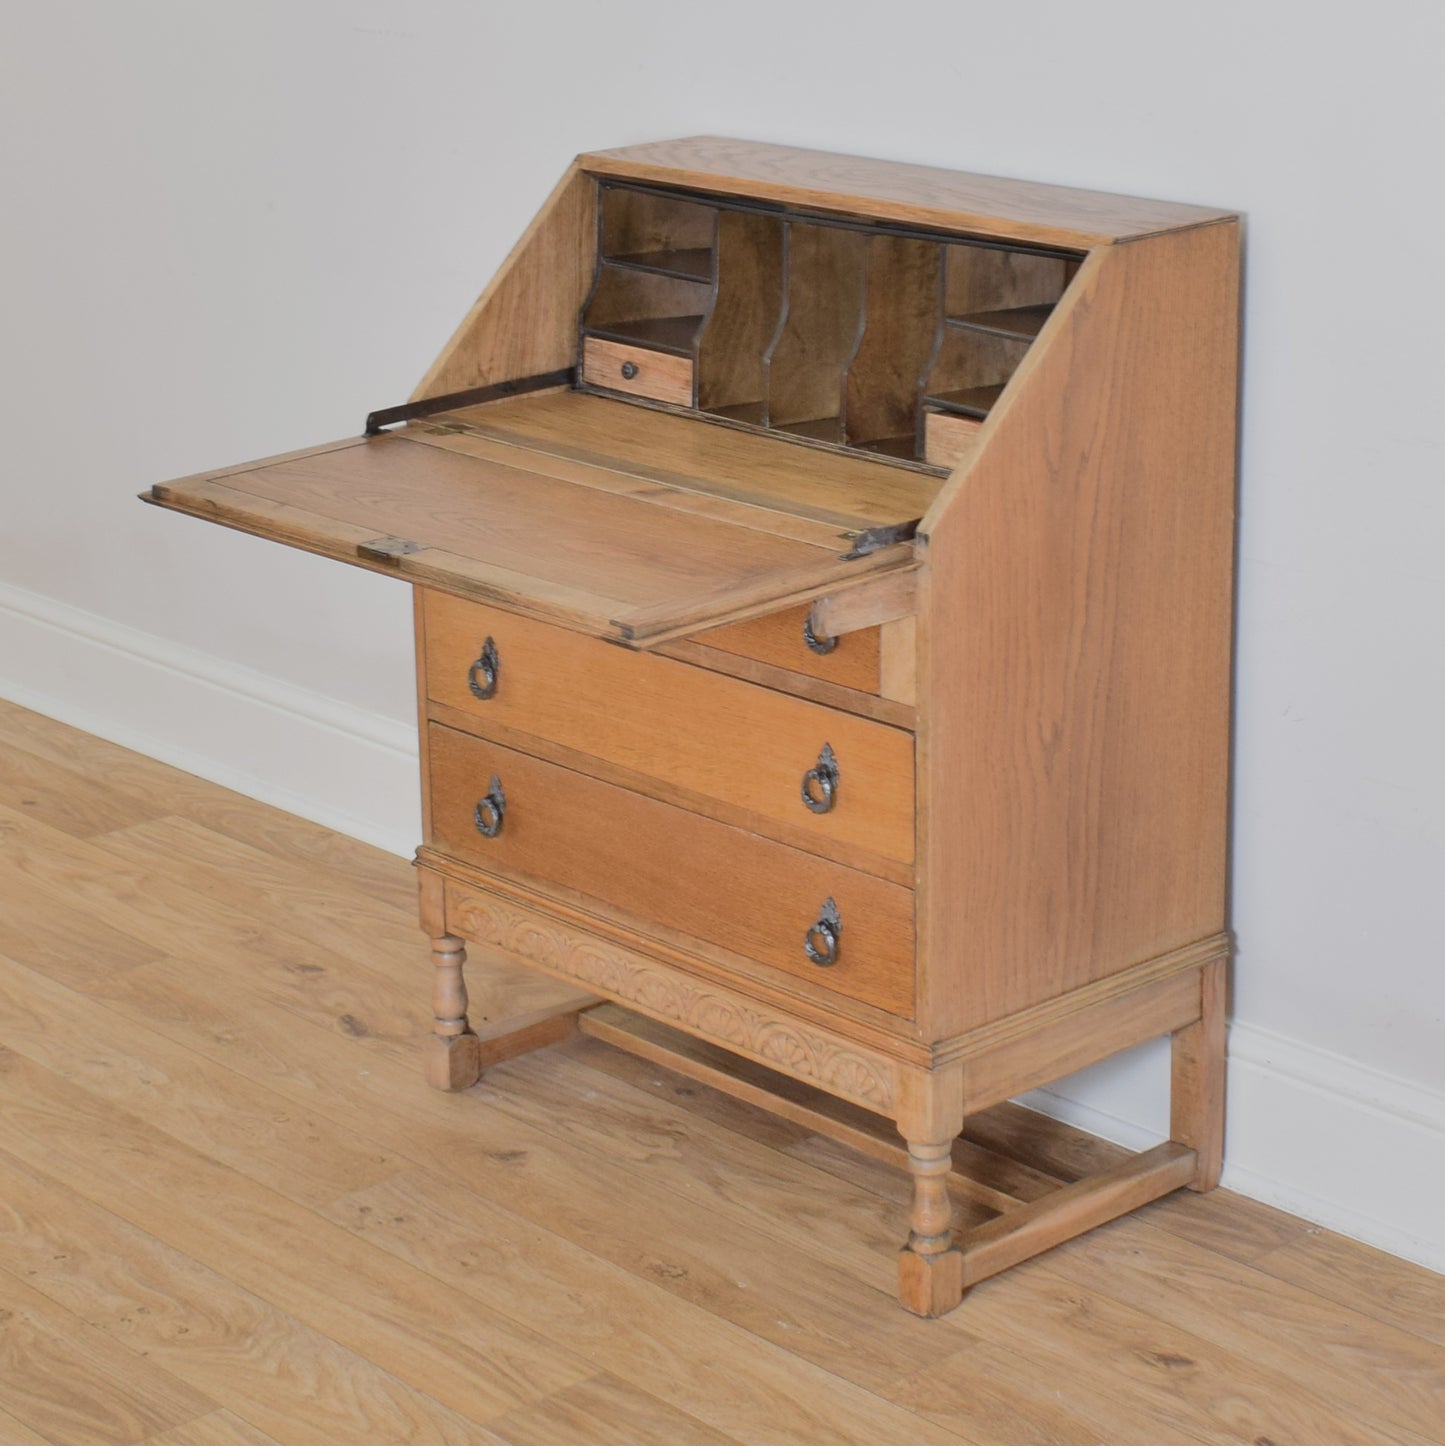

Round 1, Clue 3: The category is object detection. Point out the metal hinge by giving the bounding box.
[357,536,423,564]
[839,519,920,560]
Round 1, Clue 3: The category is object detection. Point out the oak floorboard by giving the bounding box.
[555,1031,818,1151]
[1253,1225,1445,1349]
[0,1049,595,1428]
[1131,1179,1316,1263]
[0,1407,56,1445]
[889,1334,1207,1446]
[0,1265,215,1444]
[908,1252,1417,1446]
[2,707,1443,1443]
[0,871,164,991]
[0,1148,494,1445]
[479,1372,739,1446]
[1045,1216,1445,1441]
[0,737,169,839]
[0,700,417,913]
[0,950,407,1209]
[92,813,426,971]
[329,1170,968,1445]
[141,1413,284,1445]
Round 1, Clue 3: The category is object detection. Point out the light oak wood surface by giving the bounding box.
[580,137,1237,249]
[422,591,917,868]
[916,221,1239,1036]
[145,390,932,648]
[413,164,595,401]
[690,603,882,693]
[0,703,1440,1443]
[426,723,917,1015]
[581,336,695,406]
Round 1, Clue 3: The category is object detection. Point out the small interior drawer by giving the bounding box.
[923,410,983,469]
[426,722,915,1016]
[690,604,882,693]
[422,591,915,869]
[582,336,695,406]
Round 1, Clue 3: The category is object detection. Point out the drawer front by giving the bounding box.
[691,604,881,693]
[582,337,694,406]
[428,723,915,1015]
[423,592,915,866]
[924,410,982,469]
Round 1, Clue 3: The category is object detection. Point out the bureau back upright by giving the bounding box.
[144,137,1239,1316]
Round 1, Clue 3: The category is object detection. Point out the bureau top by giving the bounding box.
[579,136,1237,250]
[142,139,1239,655]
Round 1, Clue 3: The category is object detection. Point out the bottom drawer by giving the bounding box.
[427,723,915,1016]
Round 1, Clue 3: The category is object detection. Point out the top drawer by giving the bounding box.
[422,591,914,868]
[689,604,881,693]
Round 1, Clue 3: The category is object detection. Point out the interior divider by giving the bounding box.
[843,235,944,457]
[579,181,1084,468]
[697,211,784,425]
[763,222,868,444]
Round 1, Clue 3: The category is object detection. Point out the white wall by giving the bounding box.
[4,2,1443,1268]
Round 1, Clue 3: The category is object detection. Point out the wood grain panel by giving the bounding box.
[445,390,942,531]
[766,222,866,435]
[423,591,915,865]
[413,164,595,400]
[916,222,1239,1035]
[428,725,915,1015]
[146,421,920,647]
[697,210,785,415]
[580,137,1236,248]
[845,235,941,450]
[923,410,982,468]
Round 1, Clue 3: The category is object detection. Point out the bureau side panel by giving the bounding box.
[917,223,1240,1036]
[411,163,596,400]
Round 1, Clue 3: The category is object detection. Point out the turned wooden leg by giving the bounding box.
[1170,957,1227,1191]
[423,934,482,1091]
[898,1137,966,1316]
[895,1064,966,1316]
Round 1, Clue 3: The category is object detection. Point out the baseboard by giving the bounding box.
[0,580,420,857]
[3,579,1442,1274]
[1025,1021,1445,1274]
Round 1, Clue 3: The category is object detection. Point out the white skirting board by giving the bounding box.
[0,580,421,857]
[2,578,1442,1276]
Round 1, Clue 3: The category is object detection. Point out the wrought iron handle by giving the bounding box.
[801,742,839,815]
[802,612,837,655]
[804,898,842,967]
[468,637,499,700]
[620,360,639,380]
[473,775,506,838]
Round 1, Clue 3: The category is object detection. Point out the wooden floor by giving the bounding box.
[0,700,1442,1445]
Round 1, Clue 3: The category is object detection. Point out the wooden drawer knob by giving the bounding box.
[473,774,506,838]
[804,897,842,966]
[468,637,500,700]
[801,742,839,814]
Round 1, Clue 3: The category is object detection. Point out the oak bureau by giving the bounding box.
[143,137,1239,1316]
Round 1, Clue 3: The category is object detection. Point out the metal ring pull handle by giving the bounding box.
[468,637,499,700]
[802,612,837,655]
[801,742,840,815]
[804,897,842,967]
[473,775,506,838]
